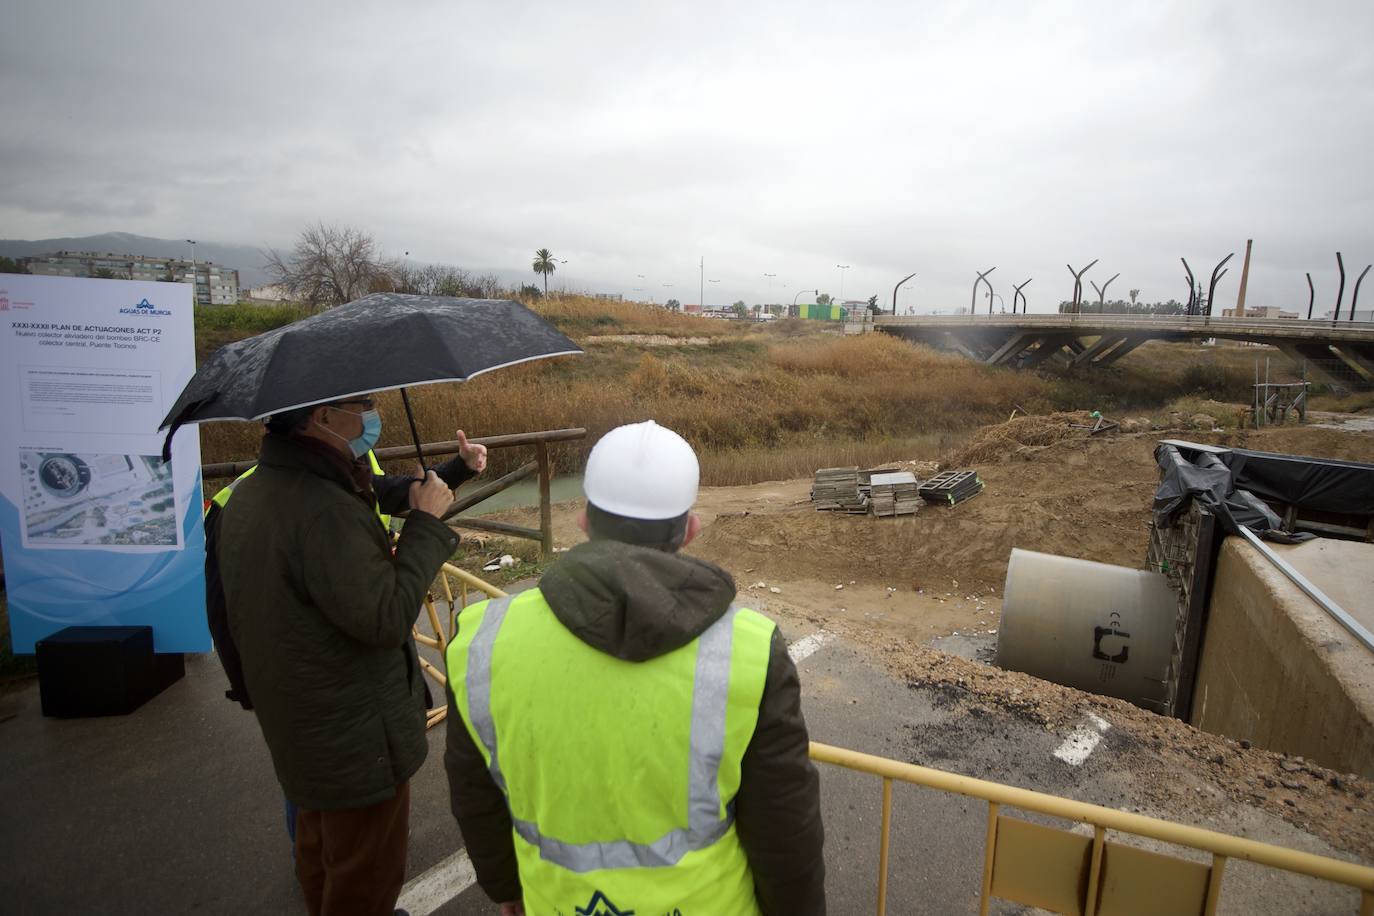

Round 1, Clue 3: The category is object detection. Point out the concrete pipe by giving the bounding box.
[995,549,1177,711]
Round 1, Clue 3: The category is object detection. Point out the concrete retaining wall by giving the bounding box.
[1190,537,1374,778]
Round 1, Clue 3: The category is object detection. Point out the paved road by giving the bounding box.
[0,623,1364,915]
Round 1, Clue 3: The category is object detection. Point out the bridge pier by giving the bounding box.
[1331,345,1374,384]
[942,331,986,362]
[986,332,1039,366]
[873,315,1374,390]
[1096,336,1146,365]
[1071,334,1127,368]
[1273,342,1366,388]
[1022,336,1074,369]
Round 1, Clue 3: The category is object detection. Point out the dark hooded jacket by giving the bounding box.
[204,449,475,710]
[218,432,459,810]
[444,539,826,915]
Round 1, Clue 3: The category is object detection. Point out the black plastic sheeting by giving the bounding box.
[1153,442,1374,543]
[1219,448,1374,518]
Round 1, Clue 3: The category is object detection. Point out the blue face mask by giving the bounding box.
[322,407,382,458]
[351,409,382,458]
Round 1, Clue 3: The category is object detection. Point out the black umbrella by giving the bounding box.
[160,293,582,464]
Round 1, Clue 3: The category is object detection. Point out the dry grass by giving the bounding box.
[1310,391,1374,413]
[197,331,1040,485]
[527,295,738,339]
[192,308,1367,489]
[949,412,1096,466]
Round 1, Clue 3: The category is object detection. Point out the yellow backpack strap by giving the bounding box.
[206,464,258,515]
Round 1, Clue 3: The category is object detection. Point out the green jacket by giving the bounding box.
[219,432,459,810]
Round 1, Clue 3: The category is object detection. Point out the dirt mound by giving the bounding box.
[949,412,1096,466]
[886,645,1374,859]
[690,423,1374,594]
[693,432,1158,592]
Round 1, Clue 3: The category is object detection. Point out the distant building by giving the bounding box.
[683,303,703,314]
[1221,306,1298,319]
[244,283,291,302]
[22,251,239,305]
[1320,308,1374,323]
[594,292,623,301]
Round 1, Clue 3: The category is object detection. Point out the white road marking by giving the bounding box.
[396,849,478,916]
[789,631,834,664]
[1053,713,1112,766]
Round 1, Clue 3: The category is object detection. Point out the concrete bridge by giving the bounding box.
[873,313,1374,388]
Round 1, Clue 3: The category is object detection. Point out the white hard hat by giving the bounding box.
[583,421,699,520]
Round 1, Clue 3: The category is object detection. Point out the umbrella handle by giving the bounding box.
[159,397,214,462]
[399,387,427,472]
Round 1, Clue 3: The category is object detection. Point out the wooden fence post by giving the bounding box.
[536,442,553,558]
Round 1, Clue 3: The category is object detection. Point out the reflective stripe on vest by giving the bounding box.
[206,451,390,528]
[462,594,744,873]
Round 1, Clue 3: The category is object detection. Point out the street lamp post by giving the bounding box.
[1067,259,1098,314]
[793,288,818,316]
[836,264,850,299]
[186,239,198,304]
[972,266,996,314]
[699,256,705,314]
[1012,278,1032,314]
[1206,253,1234,318]
[1090,273,1121,313]
[892,272,916,315]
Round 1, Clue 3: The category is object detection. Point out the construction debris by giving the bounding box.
[869,471,923,517]
[1069,411,1120,436]
[811,467,868,513]
[919,470,984,507]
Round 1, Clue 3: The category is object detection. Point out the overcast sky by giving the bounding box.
[3,0,1372,312]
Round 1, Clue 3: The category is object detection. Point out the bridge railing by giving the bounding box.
[876,313,1374,335]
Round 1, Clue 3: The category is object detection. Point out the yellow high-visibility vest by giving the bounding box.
[446,587,774,916]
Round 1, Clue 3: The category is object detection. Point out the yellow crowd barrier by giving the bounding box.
[809,741,1374,916]
[415,563,508,729]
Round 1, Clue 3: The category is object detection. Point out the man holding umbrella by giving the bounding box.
[159,291,583,913]
[217,396,464,916]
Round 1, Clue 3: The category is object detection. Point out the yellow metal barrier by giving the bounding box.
[809,741,1374,916]
[416,562,508,729]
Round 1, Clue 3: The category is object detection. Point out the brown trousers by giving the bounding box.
[294,781,411,916]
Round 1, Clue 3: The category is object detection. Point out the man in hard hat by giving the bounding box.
[444,420,825,916]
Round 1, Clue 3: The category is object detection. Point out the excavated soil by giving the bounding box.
[483,414,1374,859]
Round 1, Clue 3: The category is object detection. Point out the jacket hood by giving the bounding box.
[538,540,738,662]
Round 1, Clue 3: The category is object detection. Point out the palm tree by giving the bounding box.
[532,248,557,296]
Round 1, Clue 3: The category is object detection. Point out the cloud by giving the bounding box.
[2,0,1372,310]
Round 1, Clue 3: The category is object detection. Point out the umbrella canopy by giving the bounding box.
[160,293,581,458]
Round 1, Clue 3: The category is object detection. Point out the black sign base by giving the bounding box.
[36,626,185,718]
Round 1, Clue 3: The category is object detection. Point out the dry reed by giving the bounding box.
[193,301,1311,487]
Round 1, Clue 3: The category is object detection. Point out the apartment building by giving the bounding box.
[23,251,240,305]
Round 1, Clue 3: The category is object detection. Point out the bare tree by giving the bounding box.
[263,223,393,311]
